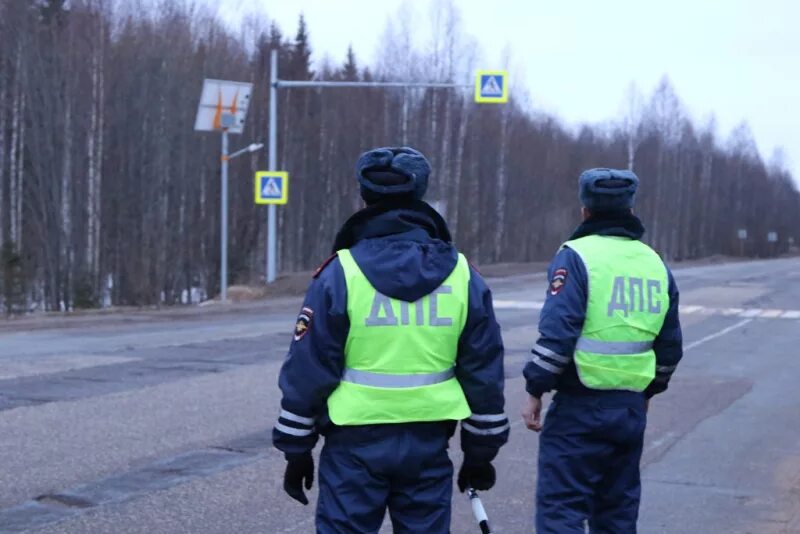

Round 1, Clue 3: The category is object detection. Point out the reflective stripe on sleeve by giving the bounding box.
[533,343,571,364]
[575,338,654,355]
[280,409,315,426]
[656,364,677,374]
[342,367,455,388]
[530,356,563,374]
[468,413,508,423]
[275,422,315,437]
[462,421,511,436]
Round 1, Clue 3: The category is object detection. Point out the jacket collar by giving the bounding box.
[568,210,646,241]
[332,199,452,252]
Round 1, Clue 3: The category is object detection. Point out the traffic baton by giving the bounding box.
[467,487,492,534]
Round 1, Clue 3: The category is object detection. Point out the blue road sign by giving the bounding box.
[255,171,289,205]
[475,71,509,103]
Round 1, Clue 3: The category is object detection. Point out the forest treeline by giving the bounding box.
[1,0,798,311]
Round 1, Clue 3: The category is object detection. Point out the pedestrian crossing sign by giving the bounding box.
[475,70,509,103]
[255,171,289,205]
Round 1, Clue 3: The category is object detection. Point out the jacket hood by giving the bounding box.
[332,200,458,302]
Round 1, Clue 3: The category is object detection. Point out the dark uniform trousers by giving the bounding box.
[317,422,453,534]
[536,392,647,534]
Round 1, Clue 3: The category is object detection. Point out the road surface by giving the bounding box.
[1,257,800,533]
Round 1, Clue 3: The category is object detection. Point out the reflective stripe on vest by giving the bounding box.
[564,235,669,392]
[327,249,472,425]
[341,367,455,388]
[574,338,654,355]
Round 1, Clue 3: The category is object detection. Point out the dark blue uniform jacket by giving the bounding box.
[524,213,683,401]
[273,200,509,463]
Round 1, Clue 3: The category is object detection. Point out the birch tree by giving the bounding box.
[0,0,797,311]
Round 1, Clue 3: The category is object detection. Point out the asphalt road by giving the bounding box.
[1,257,800,533]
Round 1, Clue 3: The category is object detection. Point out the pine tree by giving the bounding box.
[342,45,358,81]
[1,242,25,314]
[269,20,282,50]
[39,0,68,26]
[290,14,313,80]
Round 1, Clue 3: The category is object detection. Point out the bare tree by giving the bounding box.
[621,81,644,171]
[0,0,797,312]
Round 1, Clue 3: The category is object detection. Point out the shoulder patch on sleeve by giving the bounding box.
[313,253,338,279]
[549,268,568,296]
[294,307,314,341]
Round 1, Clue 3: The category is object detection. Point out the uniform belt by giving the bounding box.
[341,367,455,388]
[575,338,653,355]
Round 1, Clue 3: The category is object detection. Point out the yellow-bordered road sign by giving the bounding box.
[255,171,289,205]
[475,71,509,103]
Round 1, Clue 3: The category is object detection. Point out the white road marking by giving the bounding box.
[739,308,763,318]
[684,319,754,352]
[514,315,760,460]
[645,431,678,454]
[494,300,800,321]
[639,319,753,456]
[493,300,539,310]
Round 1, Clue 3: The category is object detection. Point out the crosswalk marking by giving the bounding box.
[722,308,744,316]
[493,300,800,320]
[739,308,763,318]
[494,300,543,310]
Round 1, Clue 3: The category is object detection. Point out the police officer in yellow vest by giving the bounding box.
[273,147,509,533]
[521,169,683,533]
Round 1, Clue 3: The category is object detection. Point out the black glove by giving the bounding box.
[457,461,496,493]
[283,452,314,505]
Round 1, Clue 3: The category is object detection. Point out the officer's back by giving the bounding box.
[273,147,509,534]
[521,168,683,534]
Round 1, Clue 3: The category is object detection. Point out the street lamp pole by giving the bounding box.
[193,78,256,304]
[219,127,263,303]
[220,127,230,303]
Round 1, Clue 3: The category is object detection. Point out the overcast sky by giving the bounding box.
[218,0,799,183]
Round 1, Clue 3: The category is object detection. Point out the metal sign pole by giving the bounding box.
[261,63,496,285]
[221,129,229,302]
[194,78,254,301]
[267,49,278,283]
